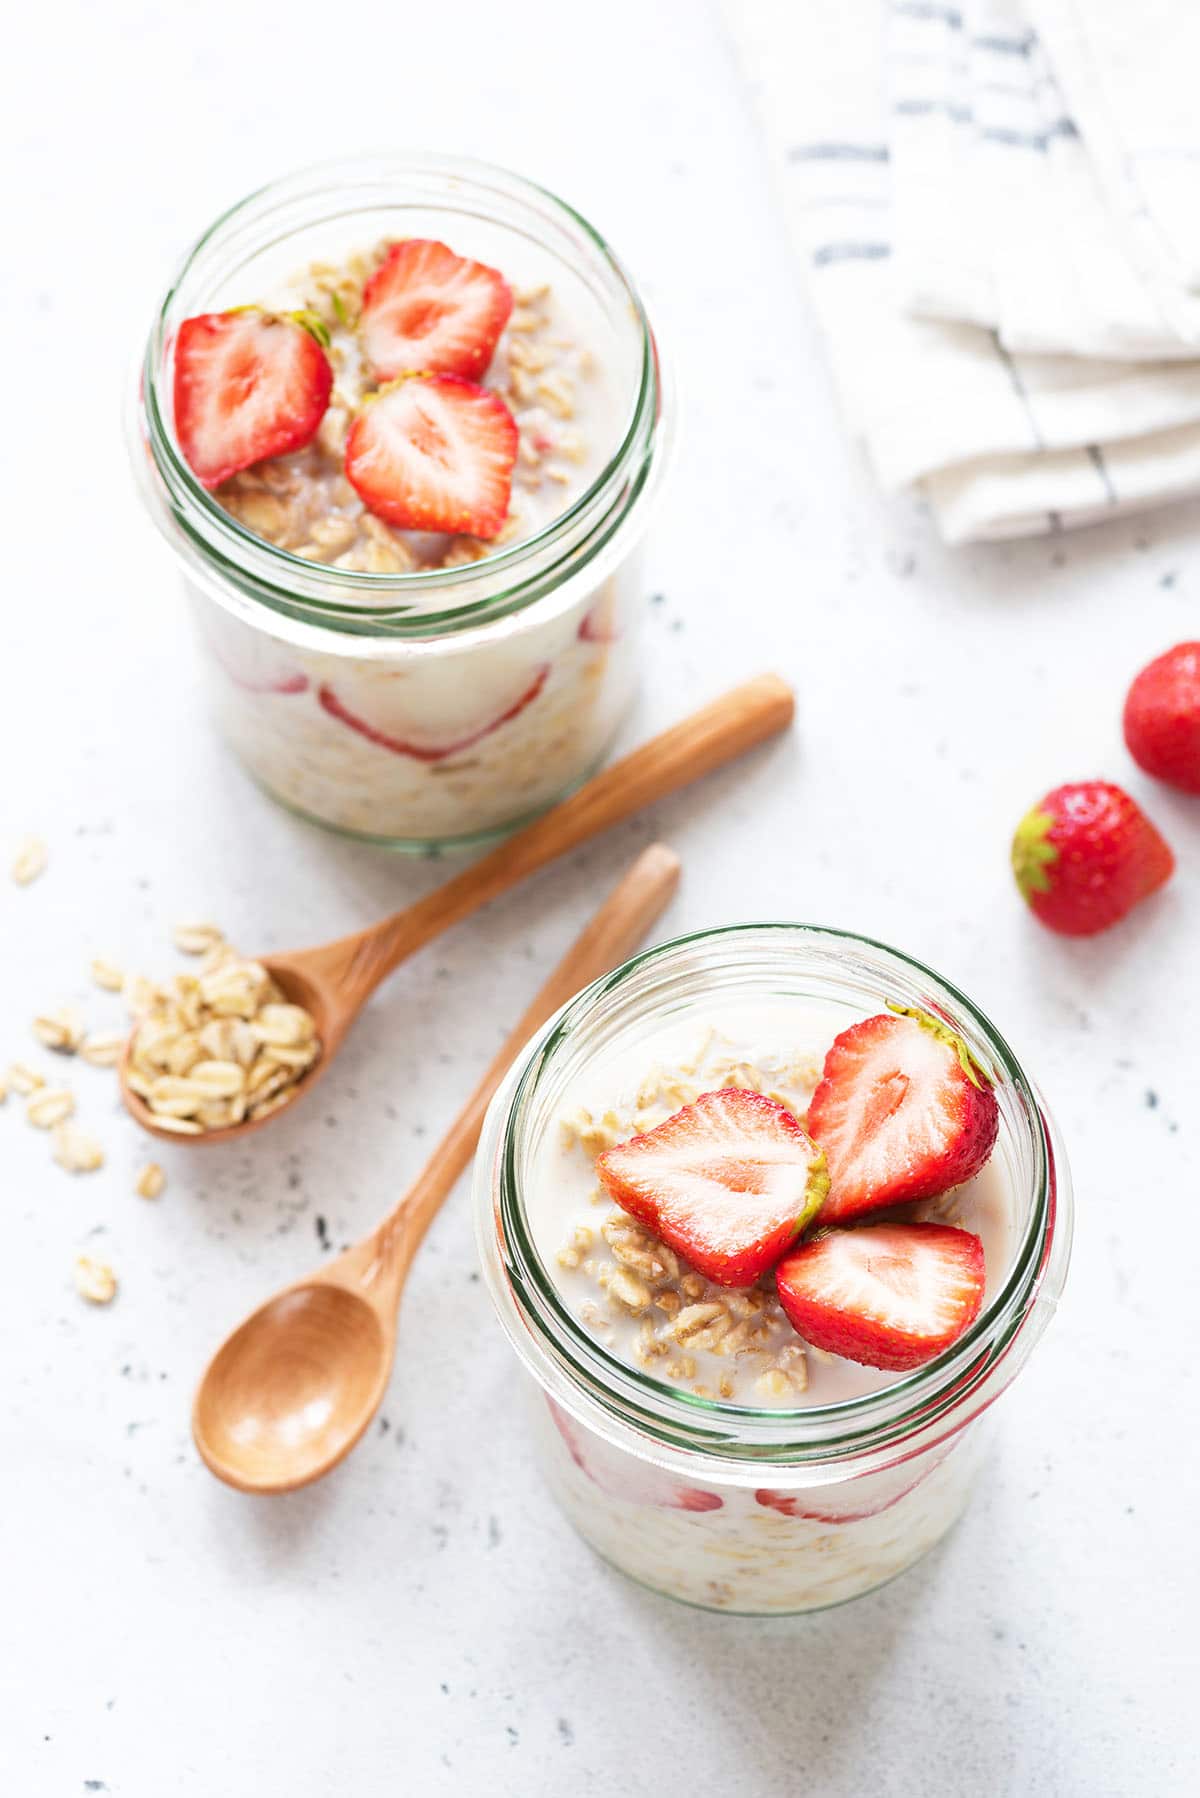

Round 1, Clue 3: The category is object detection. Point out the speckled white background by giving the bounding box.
[3,2,1198,1793]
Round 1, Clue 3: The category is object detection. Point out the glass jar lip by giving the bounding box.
[484,921,1072,1469]
[136,151,666,637]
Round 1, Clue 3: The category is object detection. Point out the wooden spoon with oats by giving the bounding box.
[192,842,680,1493]
[118,675,794,1146]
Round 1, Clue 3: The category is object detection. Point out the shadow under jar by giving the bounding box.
[133,153,670,851]
[474,924,1073,1615]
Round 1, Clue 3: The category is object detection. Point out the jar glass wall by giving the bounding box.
[133,154,670,850]
[474,924,1072,1614]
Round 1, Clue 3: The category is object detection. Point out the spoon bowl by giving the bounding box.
[194,1284,391,1493]
[120,677,794,1146]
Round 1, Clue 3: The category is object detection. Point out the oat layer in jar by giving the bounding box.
[474,925,1072,1615]
[133,154,669,850]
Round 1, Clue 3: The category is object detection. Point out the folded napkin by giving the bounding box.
[1032,0,1200,325]
[888,0,1200,361]
[727,0,1200,542]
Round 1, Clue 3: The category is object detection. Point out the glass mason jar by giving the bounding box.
[132,154,670,851]
[474,924,1073,1615]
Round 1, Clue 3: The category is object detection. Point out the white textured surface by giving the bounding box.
[2,3,1197,1793]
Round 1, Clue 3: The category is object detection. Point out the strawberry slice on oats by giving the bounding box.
[806,1007,999,1225]
[775,1222,986,1371]
[174,309,332,487]
[595,1089,830,1289]
[360,238,513,383]
[344,374,518,539]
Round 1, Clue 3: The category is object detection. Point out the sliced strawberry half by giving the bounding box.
[578,592,621,644]
[595,1089,830,1289]
[758,1472,921,1525]
[547,1399,722,1512]
[806,1007,999,1225]
[755,1479,923,1526]
[345,374,517,539]
[775,1222,985,1372]
[207,633,308,696]
[754,1436,957,1522]
[317,662,549,762]
[174,310,332,488]
[359,239,513,382]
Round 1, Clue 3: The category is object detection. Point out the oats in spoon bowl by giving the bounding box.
[124,937,321,1135]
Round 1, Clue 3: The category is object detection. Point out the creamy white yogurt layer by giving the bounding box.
[533,1388,991,1613]
[194,574,638,843]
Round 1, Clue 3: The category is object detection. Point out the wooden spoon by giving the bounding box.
[191,842,681,1494]
[121,674,793,1145]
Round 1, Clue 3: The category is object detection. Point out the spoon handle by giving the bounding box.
[353,843,681,1310]
[323,674,792,1011]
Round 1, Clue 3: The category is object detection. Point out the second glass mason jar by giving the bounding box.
[474,925,1073,1615]
[133,154,670,850]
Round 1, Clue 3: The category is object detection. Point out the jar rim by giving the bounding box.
[478,922,1072,1473]
[135,151,666,639]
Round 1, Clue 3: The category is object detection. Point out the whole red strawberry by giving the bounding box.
[1123,642,1200,794]
[1012,781,1174,936]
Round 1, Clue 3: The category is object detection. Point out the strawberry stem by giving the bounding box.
[288,308,332,350]
[1012,806,1058,901]
[884,1001,992,1090]
[805,1148,831,1226]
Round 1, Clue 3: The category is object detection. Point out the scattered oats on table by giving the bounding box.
[26,1088,75,1130]
[74,1255,117,1305]
[11,836,47,886]
[32,1006,85,1054]
[52,1122,105,1173]
[89,956,125,992]
[135,1162,166,1200]
[173,921,225,957]
[80,1031,125,1068]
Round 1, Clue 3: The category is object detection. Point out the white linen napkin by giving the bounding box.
[887,0,1200,361]
[727,0,1200,543]
[1030,0,1200,317]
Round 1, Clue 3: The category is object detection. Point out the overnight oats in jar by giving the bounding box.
[133,154,669,849]
[474,925,1072,1614]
